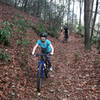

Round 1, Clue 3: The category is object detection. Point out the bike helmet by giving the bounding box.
[63,25,68,30]
[39,32,48,37]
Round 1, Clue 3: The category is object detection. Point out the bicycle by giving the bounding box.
[34,53,51,93]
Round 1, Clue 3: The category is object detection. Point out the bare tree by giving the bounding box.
[72,0,75,25]
[78,0,83,27]
[14,0,17,7]
[67,0,71,25]
[23,0,29,11]
[84,0,94,49]
[90,0,99,41]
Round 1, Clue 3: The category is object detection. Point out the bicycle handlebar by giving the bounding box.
[33,53,51,57]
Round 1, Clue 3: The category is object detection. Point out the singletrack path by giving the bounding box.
[29,33,99,100]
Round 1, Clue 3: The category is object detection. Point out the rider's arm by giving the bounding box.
[32,44,38,55]
[50,44,54,55]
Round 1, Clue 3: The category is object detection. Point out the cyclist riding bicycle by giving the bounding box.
[32,32,54,71]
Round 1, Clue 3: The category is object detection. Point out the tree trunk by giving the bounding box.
[23,0,28,11]
[14,0,17,7]
[36,0,41,17]
[67,0,71,25]
[84,0,94,49]
[89,0,94,25]
[44,0,47,22]
[90,0,99,41]
[72,0,75,26]
[79,0,82,27]
[49,0,53,28]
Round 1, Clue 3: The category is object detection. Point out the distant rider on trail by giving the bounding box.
[61,25,69,43]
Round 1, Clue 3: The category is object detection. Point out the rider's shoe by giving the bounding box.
[49,66,53,71]
[37,92,41,96]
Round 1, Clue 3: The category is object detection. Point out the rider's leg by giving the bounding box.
[45,55,53,71]
[41,50,53,71]
[64,33,68,42]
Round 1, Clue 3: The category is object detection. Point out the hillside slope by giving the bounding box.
[0,2,99,100]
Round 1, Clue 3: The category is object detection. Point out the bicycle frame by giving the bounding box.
[36,54,50,92]
[37,60,46,78]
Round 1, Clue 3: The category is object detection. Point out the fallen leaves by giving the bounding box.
[0,2,100,100]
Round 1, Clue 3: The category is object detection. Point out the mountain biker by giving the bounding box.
[61,25,69,42]
[32,32,54,71]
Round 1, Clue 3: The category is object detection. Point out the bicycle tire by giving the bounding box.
[37,64,42,92]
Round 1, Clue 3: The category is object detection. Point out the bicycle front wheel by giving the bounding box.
[37,64,42,92]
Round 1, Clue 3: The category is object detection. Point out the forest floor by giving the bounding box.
[0,2,100,100]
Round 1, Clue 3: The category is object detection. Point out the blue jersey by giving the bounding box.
[37,39,52,53]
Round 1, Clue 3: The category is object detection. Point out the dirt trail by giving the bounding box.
[28,34,99,100]
[0,31,99,100]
